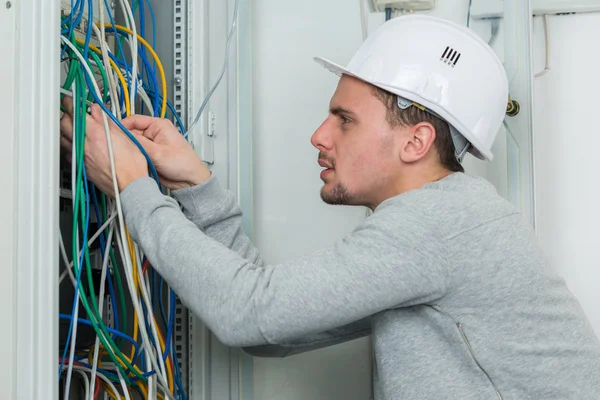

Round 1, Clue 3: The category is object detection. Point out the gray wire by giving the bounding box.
[467,0,473,27]
[185,0,241,138]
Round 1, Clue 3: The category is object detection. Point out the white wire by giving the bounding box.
[78,370,90,400]
[64,80,79,400]
[120,37,156,116]
[535,14,550,78]
[138,86,155,116]
[59,211,118,283]
[133,241,168,387]
[117,369,132,400]
[61,365,121,400]
[60,88,94,107]
[360,0,368,41]
[60,35,175,400]
[185,0,241,138]
[119,0,139,115]
[59,230,76,286]
[90,222,116,399]
[142,253,164,400]
[115,228,159,400]
[94,9,121,117]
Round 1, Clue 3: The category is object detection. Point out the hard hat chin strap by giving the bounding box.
[396,96,470,163]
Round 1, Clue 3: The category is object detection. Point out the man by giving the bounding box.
[60,15,600,400]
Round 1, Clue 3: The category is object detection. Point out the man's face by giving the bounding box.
[311,75,403,209]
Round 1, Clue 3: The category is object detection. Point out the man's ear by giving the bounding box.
[399,122,436,163]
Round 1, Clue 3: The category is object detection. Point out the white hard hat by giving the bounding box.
[314,14,509,162]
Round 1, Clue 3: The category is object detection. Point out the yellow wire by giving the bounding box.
[75,25,174,397]
[100,381,122,400]
[90,347,167,399]
[105,24,168,118]
[126,228,175,394]
[73,39,132,116]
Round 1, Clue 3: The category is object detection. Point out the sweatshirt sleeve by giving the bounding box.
[171,175,263,268]
[171,176,372,355]
[121,177,449,348]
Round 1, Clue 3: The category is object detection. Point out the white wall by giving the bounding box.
[251,2,370,398]
[532,12,600,337]
[250,1,471,399]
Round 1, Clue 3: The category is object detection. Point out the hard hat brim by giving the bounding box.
[313,56,493,162]
[314,57,356,80]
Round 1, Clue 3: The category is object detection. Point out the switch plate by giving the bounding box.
[369,0,435,12]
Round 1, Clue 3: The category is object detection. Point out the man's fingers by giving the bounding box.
[122,114,156,132]
[60,137,73,159]
[123,115,176,142]
[135,134,158,154]
[128,128,146,137]
[60,114,74,141]
[61,96,74,117]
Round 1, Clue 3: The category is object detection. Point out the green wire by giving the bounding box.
[66,51,146,384]
[89,51,109,104]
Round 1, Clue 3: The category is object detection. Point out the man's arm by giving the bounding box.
[171,176,372,356]
[121,177,449,348]
[243,317,371,357]
[171,174,264,267]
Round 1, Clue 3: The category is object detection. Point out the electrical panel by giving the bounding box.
[369,0,435,12]
[58,1,189,399]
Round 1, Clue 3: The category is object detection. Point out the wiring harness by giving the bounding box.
[59,1,187,399]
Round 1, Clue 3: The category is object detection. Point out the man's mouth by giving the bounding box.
[318,159,335,180]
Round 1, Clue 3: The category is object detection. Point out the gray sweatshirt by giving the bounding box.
[121,172,600,399]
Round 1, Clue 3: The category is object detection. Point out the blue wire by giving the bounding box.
[158,275,168,328]
[90,185,105,250]
[136,0,147,85]
[163,289,176,361]
[59,314,140,357]
[171,345,187,400]
[139,49,160,116]
[102,0,132,94]
[142,87,186,135]
[144,0,158,76]
[60,0,84,58]
[83,0,93,59]
[103,26,165,107]
[82,70,160,183]
[105,266,120,337]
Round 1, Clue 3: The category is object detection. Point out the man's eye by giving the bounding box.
[340,115,352,124]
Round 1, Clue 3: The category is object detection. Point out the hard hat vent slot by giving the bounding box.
[440,46,461,67]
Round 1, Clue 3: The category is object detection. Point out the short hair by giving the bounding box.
[372,86,465,173]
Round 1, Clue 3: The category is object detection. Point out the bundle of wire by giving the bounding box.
[58,0,187,399]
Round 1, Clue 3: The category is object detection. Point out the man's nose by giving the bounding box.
[311,117,334,151]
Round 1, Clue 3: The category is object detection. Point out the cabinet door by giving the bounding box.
[466,0,536,228]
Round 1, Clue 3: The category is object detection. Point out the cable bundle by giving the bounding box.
[59,1,187,399]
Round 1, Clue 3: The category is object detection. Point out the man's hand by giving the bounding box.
[122,115,211,190]
[60,97,149,196]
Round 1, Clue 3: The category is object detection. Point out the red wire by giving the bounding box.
[59,359,105,398]
[94,376,101,399]
[142,259,150,275]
